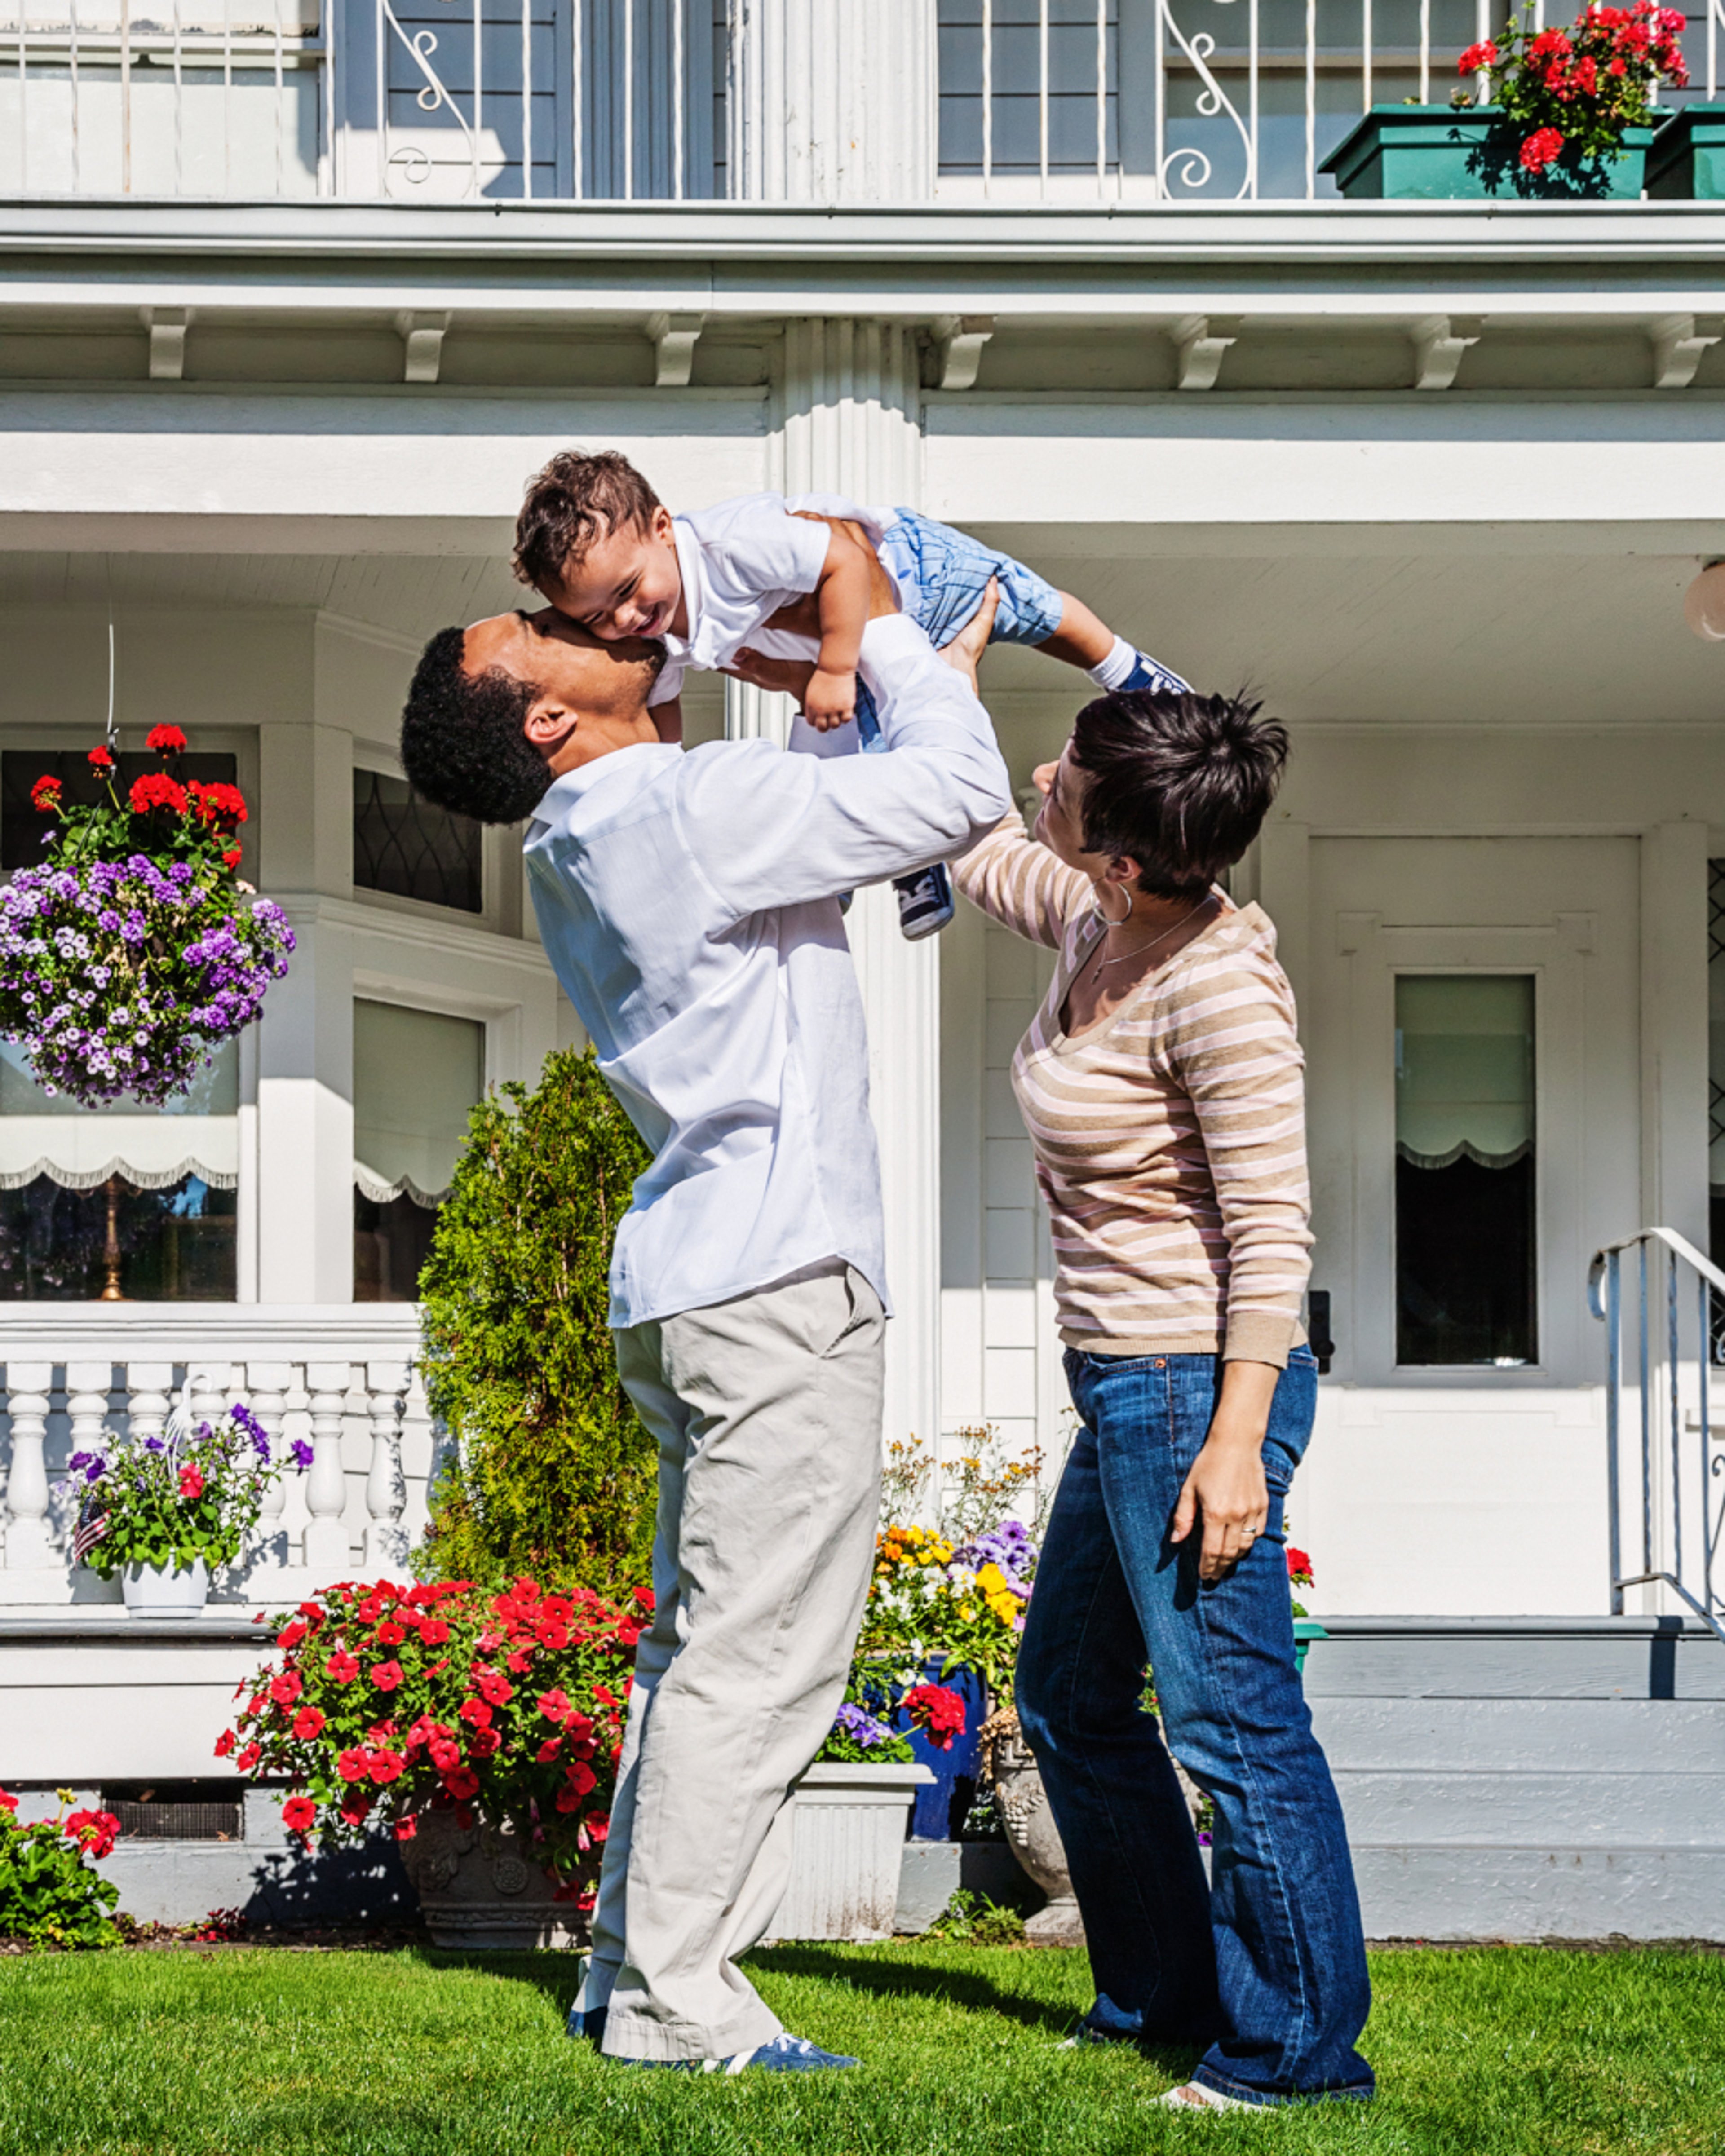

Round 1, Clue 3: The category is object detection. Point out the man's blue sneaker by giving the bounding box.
[893,864,954,941]
[616,2033,860,2073]
[1120,653,1192,697]
[566,2001,609,2046]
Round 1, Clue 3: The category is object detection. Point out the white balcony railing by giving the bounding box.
[0,1305,444,1611]
[4,0,1716,207]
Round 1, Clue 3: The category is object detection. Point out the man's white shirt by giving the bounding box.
[524,613,1011,1329]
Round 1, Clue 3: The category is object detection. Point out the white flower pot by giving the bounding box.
[120,1560,210,1620]
[766,1762,933,1943]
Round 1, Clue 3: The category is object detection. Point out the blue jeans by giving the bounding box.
[1016,1347,1374,2107]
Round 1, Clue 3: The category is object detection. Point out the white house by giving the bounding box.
[1,0,1723,1936]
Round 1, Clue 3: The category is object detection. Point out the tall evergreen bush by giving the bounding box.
[417,1046,656,1592]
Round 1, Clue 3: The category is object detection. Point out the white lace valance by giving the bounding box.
[354,1162,451,1210]
[1396,1138,1534,1175]
[0,1114,238,1191]
[1395,975,1535,1166]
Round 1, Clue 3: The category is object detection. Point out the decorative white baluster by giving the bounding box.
[363,1360,410,1572]
[64,1359,112,1574]
[244,1361,292,1574]
[128,1362,172,1448]
[189,1362,232,1438]
[4,1361,55,1569]
[302,1362,353,1576]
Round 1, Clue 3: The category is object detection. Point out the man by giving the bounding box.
[398,557,1010,2069]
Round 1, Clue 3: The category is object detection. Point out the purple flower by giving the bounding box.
[143,1436,165,1454]
[229,1400,271,1465]
[289,1438,314,1472]
[833,1701,898,1750]
[67,1450,106,1485]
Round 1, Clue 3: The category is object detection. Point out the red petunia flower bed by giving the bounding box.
[218,1575,649,1906]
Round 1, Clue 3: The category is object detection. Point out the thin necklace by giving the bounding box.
[1092,893,1213,972]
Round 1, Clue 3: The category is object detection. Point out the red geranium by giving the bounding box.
[187,780,248,833]
[178,1463,206,1501]
[29,775,60,813]
[0,1789,17,1814]
[903,1682,968,1752]
[128,771,187,817]
[1519,124,1566,169]
[1287,1546,1315,1588]
[1457,1,1685,170]
[146,725,188,755]
[87,746,114,771]
[63,1808,121,1861]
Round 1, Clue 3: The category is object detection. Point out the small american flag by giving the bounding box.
[71,1498,111,1566]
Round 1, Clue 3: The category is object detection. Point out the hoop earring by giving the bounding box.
[1096,879,1132,927]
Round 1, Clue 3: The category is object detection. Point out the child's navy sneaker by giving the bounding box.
[893,865,954,940]
[1120,652,1191,697]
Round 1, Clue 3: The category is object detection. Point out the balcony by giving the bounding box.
[4,0,1717,208]
[0,1306,439,1613]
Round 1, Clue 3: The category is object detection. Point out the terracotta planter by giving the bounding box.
[398,1808,587,1949]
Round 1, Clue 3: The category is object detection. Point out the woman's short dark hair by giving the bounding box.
[399,625,553,827]
[1069,689,1288,900]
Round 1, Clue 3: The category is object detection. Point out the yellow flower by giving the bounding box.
[987,1594,1019,1626]
[976,1563,1009,1596]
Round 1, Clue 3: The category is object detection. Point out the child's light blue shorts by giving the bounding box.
[877,508,1066,650]
[854,510,1065,749]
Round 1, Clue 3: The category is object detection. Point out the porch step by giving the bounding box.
[1305,1617,1725,1941]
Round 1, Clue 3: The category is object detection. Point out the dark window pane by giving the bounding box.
[1395,972,1536,1366]
[353,769,482,914]
[0,1173,235,1300]
[354,1188,438,1303]
[2,751,238,873]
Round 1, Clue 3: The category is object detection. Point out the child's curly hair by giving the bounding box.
[513,449,663,592]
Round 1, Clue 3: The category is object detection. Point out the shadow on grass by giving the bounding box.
[746,1942,1197,2077]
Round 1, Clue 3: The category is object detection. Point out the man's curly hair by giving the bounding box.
[399,626,553,827]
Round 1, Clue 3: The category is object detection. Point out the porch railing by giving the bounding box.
[4,0,1717,206]
[1588,1225,1725,1648]
[0,1305,443,1608]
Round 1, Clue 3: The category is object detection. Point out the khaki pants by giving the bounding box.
[580,1262,885,2063]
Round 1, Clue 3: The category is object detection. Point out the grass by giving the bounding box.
[0,1940,1722,2155]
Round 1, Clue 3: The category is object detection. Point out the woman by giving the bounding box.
[951,675,1373,2111]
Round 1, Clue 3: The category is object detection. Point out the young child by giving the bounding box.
[512,449,1188,940]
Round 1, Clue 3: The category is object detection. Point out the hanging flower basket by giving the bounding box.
[0,728,294,1109]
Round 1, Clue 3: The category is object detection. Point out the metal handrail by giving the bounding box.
[1588,1226,1725,1648]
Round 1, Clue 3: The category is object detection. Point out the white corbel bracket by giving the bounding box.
[140,306,190,382]
[1410,314,1483,391]
[646,311,706,388]
[931,314,996,391]
[1650,314,1722,390]
[394,310,451,385]
[1169,315,1239,392]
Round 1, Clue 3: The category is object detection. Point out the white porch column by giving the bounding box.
[728,0,936,204]
[758,320,939,1458]
[1639,821,1711,1250]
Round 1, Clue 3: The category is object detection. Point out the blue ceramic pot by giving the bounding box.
[887,1657,989,1841]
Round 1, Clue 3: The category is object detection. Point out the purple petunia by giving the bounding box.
[289,1438,314,1472]
[833,1701,900,1750]
[67,1449,107,1484]
[229,1400,271,1466]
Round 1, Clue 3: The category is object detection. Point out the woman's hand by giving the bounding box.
[937,578,1000,689]
[1170,1360,1278,1583]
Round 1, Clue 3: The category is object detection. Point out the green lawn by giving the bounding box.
[0,1940,1721,2156]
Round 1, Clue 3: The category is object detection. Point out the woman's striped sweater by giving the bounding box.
[952,817,1313,1367]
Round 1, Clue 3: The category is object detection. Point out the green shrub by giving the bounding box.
[0,1791,122,1950]
[416,1047,656,1594]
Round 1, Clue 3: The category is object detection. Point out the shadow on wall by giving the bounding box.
[243,1835,418,1927]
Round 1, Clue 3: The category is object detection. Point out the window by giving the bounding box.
[2,749,239,872]
[353,1000,484,1303]
[0,1038,239,1301]
[1395,974,1536,1367]
[353,768,482,914]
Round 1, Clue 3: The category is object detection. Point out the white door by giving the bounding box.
[1296,836,1641,1615]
